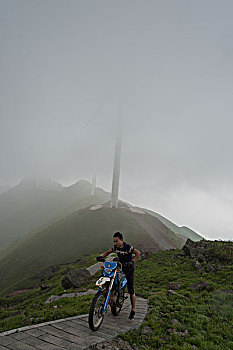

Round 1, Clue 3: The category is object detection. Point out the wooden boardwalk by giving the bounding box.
[0,296,148,350]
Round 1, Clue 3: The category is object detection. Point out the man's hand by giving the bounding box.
[132,248,141,263]
[96,256,105,262]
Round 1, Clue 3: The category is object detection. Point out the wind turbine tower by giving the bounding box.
[110,114,122,208]
[91,175,96,196]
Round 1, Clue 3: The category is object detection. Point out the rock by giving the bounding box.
[182,239,206,258]
[140,251,147,260]
[141,326,153,335]
[197,254,206,263]
[167,328,176,334]
[167,289,190,300]
[206,262,215,272]
[45,295,61,304]
[140,251,152,260]
[193,260,203,271]
[45,289,96,304]
[199,240,208,248]
[168,282,181,290]
[61,268,91,289]
[182,239,196,256]
[189,281,209,291]
[182,329,189,337]
[40,284,49,291]
[171,319,180,326]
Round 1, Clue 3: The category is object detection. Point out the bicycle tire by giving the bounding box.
[111,289,125,316]
[88,291,105,331]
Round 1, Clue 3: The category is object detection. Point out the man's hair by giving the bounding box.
[113,232,123,240]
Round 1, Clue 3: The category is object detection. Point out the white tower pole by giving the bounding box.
[91,175,96,196]
[110,111,123,208]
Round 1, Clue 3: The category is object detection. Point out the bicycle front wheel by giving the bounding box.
[88,291,105,331]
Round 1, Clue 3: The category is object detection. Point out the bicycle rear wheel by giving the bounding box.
[111,289,124,316]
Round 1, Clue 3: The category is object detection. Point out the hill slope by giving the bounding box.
[0,177,110,254]
[122,240,233,350]
[0,205,185,295]
[144,209,202,241]
[0,240,232,350]
[0,184,11,195]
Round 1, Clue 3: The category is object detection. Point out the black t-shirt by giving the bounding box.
[112,242,134,264]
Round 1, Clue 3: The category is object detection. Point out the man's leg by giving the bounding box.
[128,267,135,319]
[130,293,136,312]
[123,265,136,319]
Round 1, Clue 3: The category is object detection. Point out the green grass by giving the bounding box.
[0,241,232,350]
[0,207,182,295]
[121,242,233,350]
[0,253,101,333]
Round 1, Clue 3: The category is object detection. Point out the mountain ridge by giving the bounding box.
[0,203,193,295]
[0,177,110,253]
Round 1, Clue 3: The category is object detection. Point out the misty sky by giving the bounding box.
[1,0,233,240]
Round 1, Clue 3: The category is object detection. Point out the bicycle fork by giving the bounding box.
[101,270,117,314]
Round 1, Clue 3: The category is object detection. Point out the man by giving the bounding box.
[97,231,141,319]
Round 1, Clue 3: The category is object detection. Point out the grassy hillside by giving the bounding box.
[0,253,100,333]
[144,209,202,241]
[0,241,232,350]
[180,226,203,241]
[0,206,184,295]
[0,177,203,258]
[0,178,110,254]
[121,240,233,350]
[130,209,186,249]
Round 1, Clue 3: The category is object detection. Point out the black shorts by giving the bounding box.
[122,263,135,295]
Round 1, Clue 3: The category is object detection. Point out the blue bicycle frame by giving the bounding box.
[95,260,127,314]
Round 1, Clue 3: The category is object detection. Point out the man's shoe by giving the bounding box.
[129,310,135,319]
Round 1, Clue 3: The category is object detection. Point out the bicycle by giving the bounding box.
[88,257,127,331]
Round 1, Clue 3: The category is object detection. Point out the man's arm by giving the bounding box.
[96,248,113,261]
[132,248,141,263]
[101,248,113,258]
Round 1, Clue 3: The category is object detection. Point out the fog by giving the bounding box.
[1,0,233,240]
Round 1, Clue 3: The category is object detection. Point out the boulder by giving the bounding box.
[182,239,206,258]
[206,262,215,273]
[193,260,203,271]
[189,281,209,291]
[61,268,91,289]
[168,282,181,290]
[197,254,206,263]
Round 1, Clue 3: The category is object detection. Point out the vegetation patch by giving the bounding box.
[120,242,233,350]
[0,254,101,332]
[0,240,232,350]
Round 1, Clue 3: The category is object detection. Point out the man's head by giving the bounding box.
[113,232,123,248]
